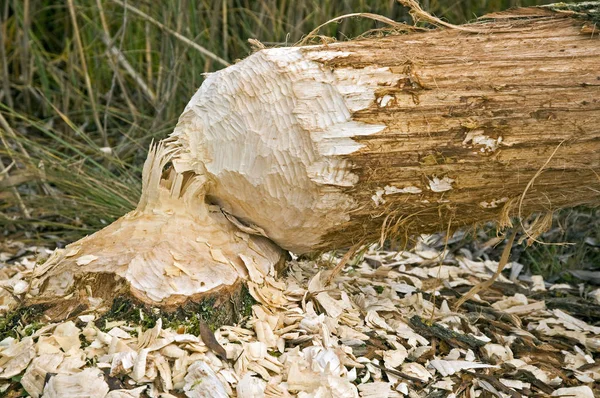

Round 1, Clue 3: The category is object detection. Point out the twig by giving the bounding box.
[409,315,486,349]
[464,370,522,398]
[96,2,156,103]
[96,0,136,136]
[370,361,424,384]
[326,240,364,284]
[454,227,519,310]
[397,0,489,33]
[461,302,522,328]
[518,140,565,245]
[429,212,454,323]
[298,13,418,46]
[0,285,23,305]
[514,369,554,394]
[111,0,230,67]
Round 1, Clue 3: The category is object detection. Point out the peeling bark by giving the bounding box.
[27,5,600,315]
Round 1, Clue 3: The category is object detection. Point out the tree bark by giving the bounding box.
[27,4,600,317]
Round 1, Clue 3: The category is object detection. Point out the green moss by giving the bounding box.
[97,286,256,335]
[374,285,384,294]
[239,285,257,320]
[79,332,91,349]
[97,296,154,331]
[269,350,283,358]
[0,305,47,341]
[0,288,253,344]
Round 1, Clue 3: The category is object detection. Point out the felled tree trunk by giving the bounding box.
[28,4,600,320]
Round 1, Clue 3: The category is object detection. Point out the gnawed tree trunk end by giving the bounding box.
[160,7,600,256]
[25,5,600,321]
[26,144,284,322]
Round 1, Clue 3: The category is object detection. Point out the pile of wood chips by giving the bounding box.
[1,234,599,397]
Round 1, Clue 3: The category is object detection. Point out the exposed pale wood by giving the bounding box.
[28,144,283,316]
[26,5,600,313]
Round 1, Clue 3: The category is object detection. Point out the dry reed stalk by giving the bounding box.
[454,228,518,310]
[67,0,107,147]
[111,0,230,67]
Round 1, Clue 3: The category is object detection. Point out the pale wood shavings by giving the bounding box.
[429,359,498,376]
[184,360,229,398]
[20,353,65,398]
[2,235,600,396]
[0,336,35,379]
[42,368,109,398]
